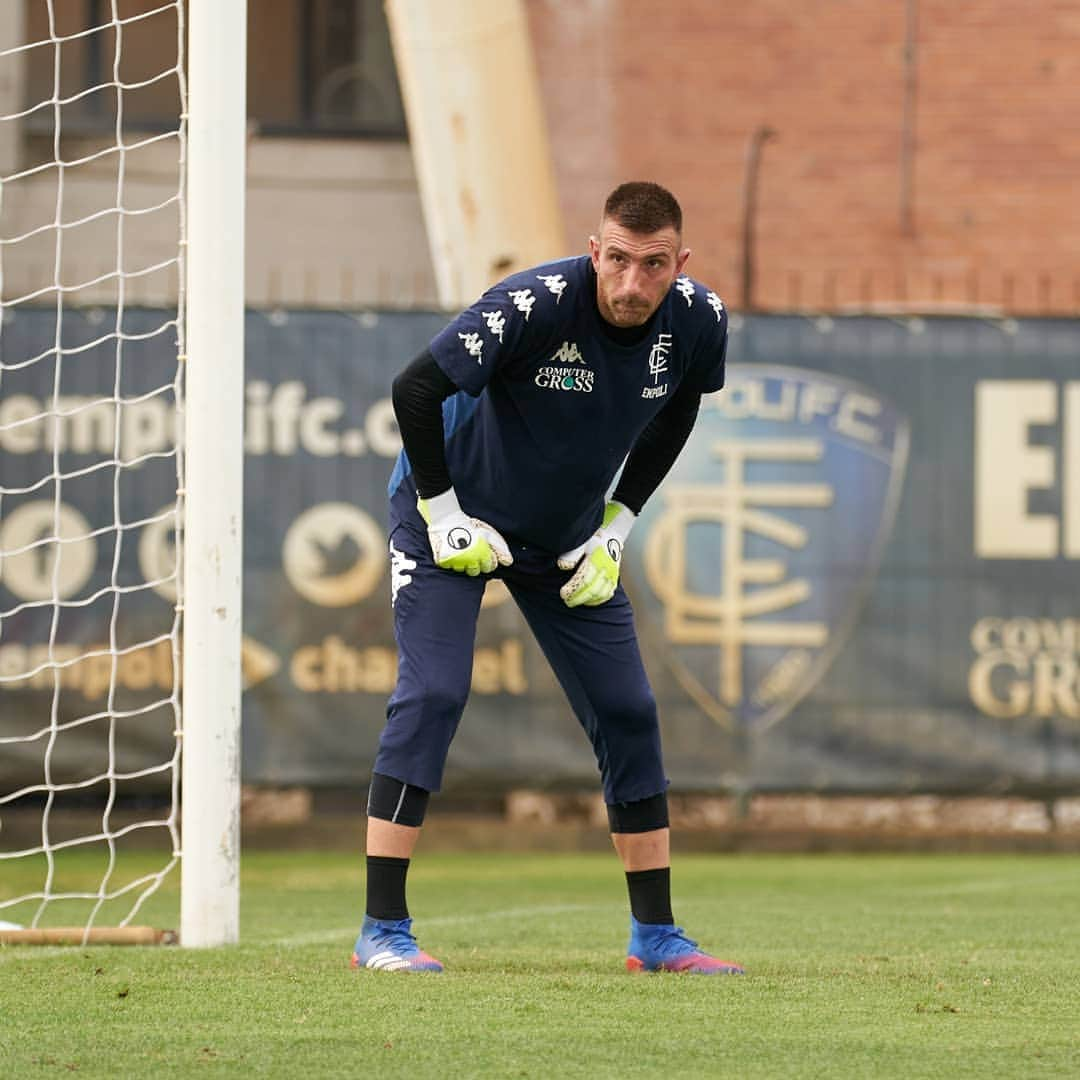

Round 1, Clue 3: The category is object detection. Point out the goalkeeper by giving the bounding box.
[353,182,743,976]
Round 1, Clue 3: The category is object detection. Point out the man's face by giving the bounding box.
[589,219,690,328]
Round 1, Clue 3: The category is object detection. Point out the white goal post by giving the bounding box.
[180,0,246,949]
[0,0,245,948]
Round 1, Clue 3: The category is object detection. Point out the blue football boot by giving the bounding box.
[626,917,744,975]
[350,915,444,972]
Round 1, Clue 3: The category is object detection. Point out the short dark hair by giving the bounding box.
[602,181,682,235]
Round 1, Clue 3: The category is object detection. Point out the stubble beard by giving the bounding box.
[603,289,654,328]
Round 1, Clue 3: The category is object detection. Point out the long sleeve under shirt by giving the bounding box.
[390,348,702,518]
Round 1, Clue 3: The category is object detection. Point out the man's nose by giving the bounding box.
[622,263,645,294]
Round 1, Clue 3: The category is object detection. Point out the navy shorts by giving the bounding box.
[373,510,666,805]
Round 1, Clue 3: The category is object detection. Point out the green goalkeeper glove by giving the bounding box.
[418,488,513,576]
[556,501,636,607]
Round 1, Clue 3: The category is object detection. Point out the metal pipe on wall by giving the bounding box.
[900,0,919,236]
[739,125,776,313]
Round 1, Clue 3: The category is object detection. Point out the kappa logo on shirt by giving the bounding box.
[458,331,484,362]
[482,310,506,343]
[675,277,695,306]
[706,291,725,322]
[549,341,585,365]
[389,540,417,606]
[508,288,536,321]
[537,273,567,302]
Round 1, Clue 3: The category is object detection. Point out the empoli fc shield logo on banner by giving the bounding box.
[625,364,909,732]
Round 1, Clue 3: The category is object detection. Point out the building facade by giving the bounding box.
[2,0,1077,314]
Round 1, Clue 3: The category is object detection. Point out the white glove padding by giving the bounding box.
[418,488,513,576]
[556,501,636,607]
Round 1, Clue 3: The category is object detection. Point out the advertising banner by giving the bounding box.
[1,310,1077,795]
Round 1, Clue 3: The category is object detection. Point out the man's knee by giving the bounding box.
[607,791,669,834]
[393,664,472,721]
[423,675,472,722]
[605,685,658,735]
[367,772,431,827]
[591,690,664,806]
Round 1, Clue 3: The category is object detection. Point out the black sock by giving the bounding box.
[366,855,410,921]
[626,867,674,925]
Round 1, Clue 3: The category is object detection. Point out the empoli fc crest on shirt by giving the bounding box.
[625,364,910,732]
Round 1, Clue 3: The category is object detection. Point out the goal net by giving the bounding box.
[0,0,240,946]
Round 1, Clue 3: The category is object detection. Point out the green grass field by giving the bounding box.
[2,850,1079,1078]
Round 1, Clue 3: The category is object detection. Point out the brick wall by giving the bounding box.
[527,0,1080,315]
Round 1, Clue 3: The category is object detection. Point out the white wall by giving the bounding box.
[3,130,438,310]
[245,136,437,309]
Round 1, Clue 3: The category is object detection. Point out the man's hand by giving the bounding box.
[418,488,513,576]
[557,501,636,607]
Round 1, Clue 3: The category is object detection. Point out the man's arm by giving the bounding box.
[611,378,702,513]
[557,380,701,607]
[391,349,513,574]
[390,349,456,498]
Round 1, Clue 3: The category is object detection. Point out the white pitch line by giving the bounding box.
[884,869,1080,899]
[268,902,607,948]
[0,945,74,962]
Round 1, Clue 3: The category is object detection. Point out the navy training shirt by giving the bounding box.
[388,254,727,554]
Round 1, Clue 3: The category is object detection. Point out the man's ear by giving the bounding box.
[588,234,601,266]
[676,247,691,274]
